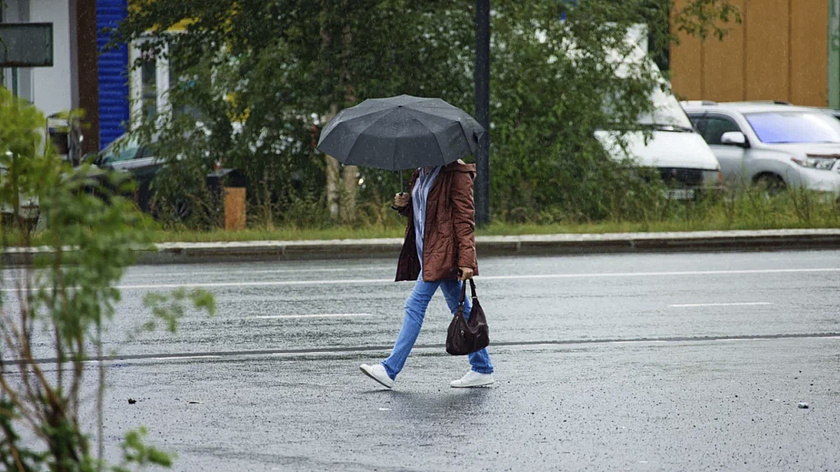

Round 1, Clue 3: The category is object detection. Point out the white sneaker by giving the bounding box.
[450,370,494,388]
[360,363,394,389]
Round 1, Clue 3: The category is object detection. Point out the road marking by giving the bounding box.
[114,267,840,290]
[108,278,393,290]
[146,355,222,361]
[250,313,372,319]
[82,354,222,364]
[11,332,839,368]
[670,302,773,308]
[485,268,840,280]
[130,267,370,277]
[3,267,839,292]
[0,278,392,292]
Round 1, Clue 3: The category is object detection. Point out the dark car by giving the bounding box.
[94,134,165,214]
[91,133,245,221]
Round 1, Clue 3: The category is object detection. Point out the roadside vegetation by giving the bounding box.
[110,0,742,231]
[140,187,840,243]
[0,90,214,470]
[0,1,833,469]
[7,185,839,247]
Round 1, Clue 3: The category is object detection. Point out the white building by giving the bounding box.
[2,0,102,154]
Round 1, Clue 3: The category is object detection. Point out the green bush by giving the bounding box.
[0,88,214,471]
[115,1,740,229]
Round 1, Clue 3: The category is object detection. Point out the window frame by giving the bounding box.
[129,39,171,129]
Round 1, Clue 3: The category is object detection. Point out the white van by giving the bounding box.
[594,28,723,199]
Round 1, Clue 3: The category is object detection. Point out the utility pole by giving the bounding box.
[474,0,490,225]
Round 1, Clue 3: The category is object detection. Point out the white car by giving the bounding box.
[682,101,840,194]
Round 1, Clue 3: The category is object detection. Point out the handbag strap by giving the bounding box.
[458,279,468,306]
[457,278,478,312]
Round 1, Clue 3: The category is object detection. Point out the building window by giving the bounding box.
[130,40,169,127]
[140,46,158,120]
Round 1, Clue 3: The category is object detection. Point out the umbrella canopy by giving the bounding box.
[317,95,485,171]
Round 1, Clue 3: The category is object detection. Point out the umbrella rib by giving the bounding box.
[401,107,473,164]
[455,119,472,161]
[404,107,477,161]
[404,117,447,167]
[318,107,394,152]
[344,109,401,170]
[401,107,463,124]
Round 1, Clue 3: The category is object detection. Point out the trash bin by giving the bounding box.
[206,169,247,231]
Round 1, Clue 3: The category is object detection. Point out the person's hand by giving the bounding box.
[394,192,409,208]
[458,267,473,280]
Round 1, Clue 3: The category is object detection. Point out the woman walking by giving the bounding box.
[360,160,494,389]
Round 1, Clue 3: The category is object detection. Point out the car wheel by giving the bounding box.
[172,196,193,222]
[753,174,786,197]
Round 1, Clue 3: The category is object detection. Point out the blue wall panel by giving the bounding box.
[96,0,129,149]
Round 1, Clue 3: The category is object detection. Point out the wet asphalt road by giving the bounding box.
[13,250,840,470]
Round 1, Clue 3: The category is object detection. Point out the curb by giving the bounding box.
[5,229,840,266]
[134,229,840,265]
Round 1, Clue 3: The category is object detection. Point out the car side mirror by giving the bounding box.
[721,131,748,148]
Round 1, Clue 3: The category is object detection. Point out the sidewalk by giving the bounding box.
[139,228,840,264]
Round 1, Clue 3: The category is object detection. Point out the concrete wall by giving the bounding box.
[2,0,33,101]
[29,0,73,117]
[2,0,73,117]
[670,0,829,107]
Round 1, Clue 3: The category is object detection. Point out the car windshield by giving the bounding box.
[744,111,840,144]
[636,85,694,130]
[100,136,141,164]
[602,86,695,132]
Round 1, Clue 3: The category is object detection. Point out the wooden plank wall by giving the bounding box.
[670,0,828,106]
[224,188,247,231]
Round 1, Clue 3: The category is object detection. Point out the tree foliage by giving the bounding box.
[113,0,738,226]
[0,88,214,471]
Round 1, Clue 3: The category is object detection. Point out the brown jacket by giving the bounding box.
[395,160,479,282]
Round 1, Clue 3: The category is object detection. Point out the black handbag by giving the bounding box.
[446,279,490,355]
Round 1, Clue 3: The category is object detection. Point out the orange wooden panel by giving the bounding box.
[224,187,247,231]
[703,0,746,101]
[669,0,703,99]
[670,30,704,99]
[744,0,791,100]
[790,0,828,106]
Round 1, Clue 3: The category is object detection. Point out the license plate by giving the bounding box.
[666,188,695,200]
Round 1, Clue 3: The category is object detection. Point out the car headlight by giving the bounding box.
[791,156,837,171]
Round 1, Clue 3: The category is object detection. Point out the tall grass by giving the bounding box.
[13,186,837,246]
[645,187,840,231]
[144,187,840,242]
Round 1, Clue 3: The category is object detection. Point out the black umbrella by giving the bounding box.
[317,95,485,178]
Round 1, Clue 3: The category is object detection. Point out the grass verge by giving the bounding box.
[10,188,840,245]
[148,188,840,242]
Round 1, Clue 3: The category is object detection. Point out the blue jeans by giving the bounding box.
[382,277,494,380]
